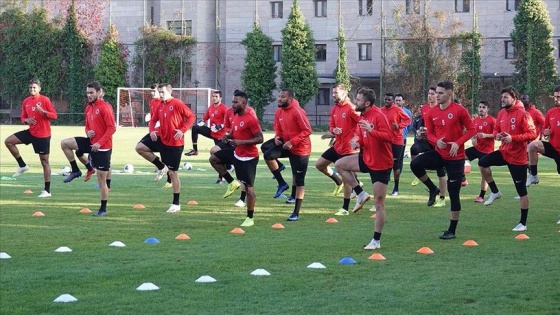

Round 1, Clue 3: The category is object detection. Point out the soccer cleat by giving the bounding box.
[461,180,468,187]
[12,165,29,177]
[163,182,173,188]
[364,239,381,250]
[234,199,245,207]
[427,188,440,206]
[92,209,107,217]
[439,230,456,240]
[432,197,446,208]
[390,189,399,196]
[154,166,168,181]
[556,219,560,225]
[273,183,289,198]
[223,180,241,198]
[369,204,377,212]
[215,176,225,184]
[240,217,254,227]
[184,149,198,156]
[512,223,527,231]
[334,208,349,216]
[332,183,344,196]
[84,168,95,182]
[411,178,420,186]
[525,174,539,187]
[352,191,370,213]
[286,213,299,221]
[513,195,520,200]
[350,191,357,199]
[63,171,82,183]
[166,204,181,213]
[285,197,296,204]
[474,196,484,203]
[38,190,51,198]
[484,191,502,206]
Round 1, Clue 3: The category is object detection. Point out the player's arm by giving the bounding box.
[95,105,117,147]
[287,109,312,146]
[369,115,393,142]
[42,98,58,120]
[511,113,536,142]
[454,109,476,145]
[397,108,412,129]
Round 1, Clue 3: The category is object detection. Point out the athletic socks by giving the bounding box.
[223,172,234,183]
[44,181,51,193]
[152,157,165,170]
[172,193,180,205]
[100,200,107,211]
[488,181,499,194]
[448,219,458,234]
[70,160,80,173]
[373,231,382,241]
[16,156,26,168]
[193,143,198,151]
[394,179,400,191]
[240,191,247,202]
[272,168,287,186]
[353,185,364,196]
[529,165,538,176]
[106,179,111,189]
[330,173,342,186]
[342,198,350,211]
[520,208,528,225]
[85,162,94,171]
[479,190,486,198]
[294,198,303,215]
[423,178,438,192]
[247,210,254,219]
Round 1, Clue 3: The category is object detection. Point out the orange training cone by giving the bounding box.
[230,228,245,234]
[80,208,92,214]
[515,234,529,240]
[462,240,478,247]
[272,223,285,229]
[370,213,377,219]
[187,200,198,205]
[24,189,33,194]
[417,247,434,254]
[175,233,191,240]
[133,204,145,209]
[325,218,338,223]
[32,211,45,217]
[368,253,386,261]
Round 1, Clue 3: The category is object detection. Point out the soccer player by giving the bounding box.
[409,86,447,207]
[4,79,57,197]
[381,93,412,196]
[466,101,496,203]
[60,81,116,216]
[209,90,263,227]
[526,85,560,188]
[315,84,360,215]
[262,89,312,221]
[334,87,393,249]
[410,81,476,239]
[185,90,228,157]
[478,87,536,231]
[521,94,544,140]
[395,94,413,176]
[149,83,196,213]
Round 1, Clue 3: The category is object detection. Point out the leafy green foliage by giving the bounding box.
[334,27,351,91]
[132,25,196,88]
[455,31,482,111]
[94,24,128,106]
[241,23,277,121]
[280,0,318,107]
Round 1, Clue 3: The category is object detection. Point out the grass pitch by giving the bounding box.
[1,125,559,314]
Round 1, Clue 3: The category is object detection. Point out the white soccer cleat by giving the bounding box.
[155,166,168,181]
[512,223,527,232]
[557,219,560,225]
[352,191,370,213]
[513,195,520,200]
[234,199,245,208]
[484,191,502,206]
[166,204,181,213]
[13,165,29,177]
[525,174,539,187]
[38,190,51,198]
[364,239,381,250]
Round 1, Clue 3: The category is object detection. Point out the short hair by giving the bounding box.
[384,93,395,99]
[233,90,248,102]
[29,78,41,86]
[428,86,437,92]
[281,88,295,98]
[333,84,348,91]
[213,90,222,98]
[395,94,404,99]
[437,81,454,91]
[501,86,519,99]
[150,83,159,89]
[358,88,376,105]
[554,85,560,93]
[159,83,172,91]
[479,101,488,106]
[87,81,102,91]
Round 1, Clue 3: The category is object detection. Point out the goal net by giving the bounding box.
[116,88,214,127]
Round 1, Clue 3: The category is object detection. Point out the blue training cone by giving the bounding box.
[339,257,357,264]
[144,237,160,244]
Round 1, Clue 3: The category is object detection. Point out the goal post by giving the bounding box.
[116,87,214,127]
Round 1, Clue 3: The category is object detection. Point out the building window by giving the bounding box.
[455,0,470,12]
[506,0,521,11]
[316,44,327,61]
[314,0,327,17]
[271,2,283,18]
[359,0,373,16]
[504,41,515,59]
[167,20,192,36]
[273,45,282,62]
[358,43,372,61]
[406,0,420,14]
[316,88,330,105]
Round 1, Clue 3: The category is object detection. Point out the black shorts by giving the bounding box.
[411,150,463,182]
[542,141,560,174]
[358,155,392,184]
[91,150,112,171]
[391,144,404,170]
[321,146,352,163]
[214,148,258,186]
[139,134,164,152]
[478,150,528,196]
[410,139,434,156]
[216,140,233,150]
[160,144,184,171]
[14,130,50,155]
[192,125,221,145]
[289,154,310,186]
[465,147,488,161]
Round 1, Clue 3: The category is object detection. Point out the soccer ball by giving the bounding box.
[182,162,193,170]
[61,166,71,176]
[123,164,134,174]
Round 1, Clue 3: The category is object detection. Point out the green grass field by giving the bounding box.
[1,125,559,314]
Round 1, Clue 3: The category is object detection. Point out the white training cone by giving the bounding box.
[53,294,78,303]
[54,246,72,253]
[136,282,159,291]
[0,252,11,259]
[109,241,126,247]
[195,275,217,283]
[250,268,271,276]
[307,262,326,269]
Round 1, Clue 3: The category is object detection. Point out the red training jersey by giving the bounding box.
[425,102,476,160]
[274,99,312,156]
[380,103,412,145]
[150,97,195,147]
[526,104,545,139]
[357,106,394,170]
[203,103,228,140]
[85,98,116,150]
[329,99,360,155]
[543,107,560,153]
[472,115,496,154]
[224,106,256,133]
[21,94,57,138]
[494,100,536,165]
[231,111,262,158]
[149,98,162,132]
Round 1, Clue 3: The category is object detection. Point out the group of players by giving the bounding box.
[5,78,560,250]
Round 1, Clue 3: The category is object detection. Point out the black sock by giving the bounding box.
[520,208,528,225]
[240,191,247,202]
[16,156,26,168]
[529,165,537,176]
[247,210,254,218]
[172,193,180,205]
[394,179,400,191]
[223,172,234,183]
[462,174,466,181]
[353,185,363,195]
[293,198,303,215]
[342,198,350,210]
[100,200,107,211]
[448,219,458,234]
[193,143,198,151]
[85,162,94,171]
[152,157,165,170]
[278,161,285,170]
[44,181,51,193]
[373,231,382,241]
[70,160,80,173]
[330,174,342,185]
[479,190,486,198]
[488,181,499,194]
[290,186,296,198]
[167,174,171,183]
[106,179,111,189]
[423,178,438,192]
[272,169,286,186]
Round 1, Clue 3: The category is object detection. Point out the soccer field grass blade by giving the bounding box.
[136,283,159,291]
[195,275,217,283]
[109,241,126,247]
[0,252,11,259]
[339,257,357,264]
[250,269,271,276]
[53,294,77,303]
[54,246,72,253]
[307,262,326,269]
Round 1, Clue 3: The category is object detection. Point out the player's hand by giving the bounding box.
[448,142,459,157]
[321,132,334,140]
[282,141,293,150]
[86,130,95,138]
[274,137,283,146]
[25,117,37,125]
[436,137,447,149]
[150,131,158,141]
[543,127,551,137]
[350,140,359,150]
[392,122,399,130]
[35,103,46,114]
[358,120,373,133]
[210,124,218,133]
[471,136,478,146]
[477,132,485,139]
[90,142,101,152]
[197,120,205,127]
[500,132,512,143]
[174,129,184,140]
[416,127,427,139]
[332,127,342,135]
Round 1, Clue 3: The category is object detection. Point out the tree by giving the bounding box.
[511,0,558,107]
[94,23,128,106]
[334,27,351,91]
[454,31,482,112]
[279,0,318,107]
[241,23,277,122]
